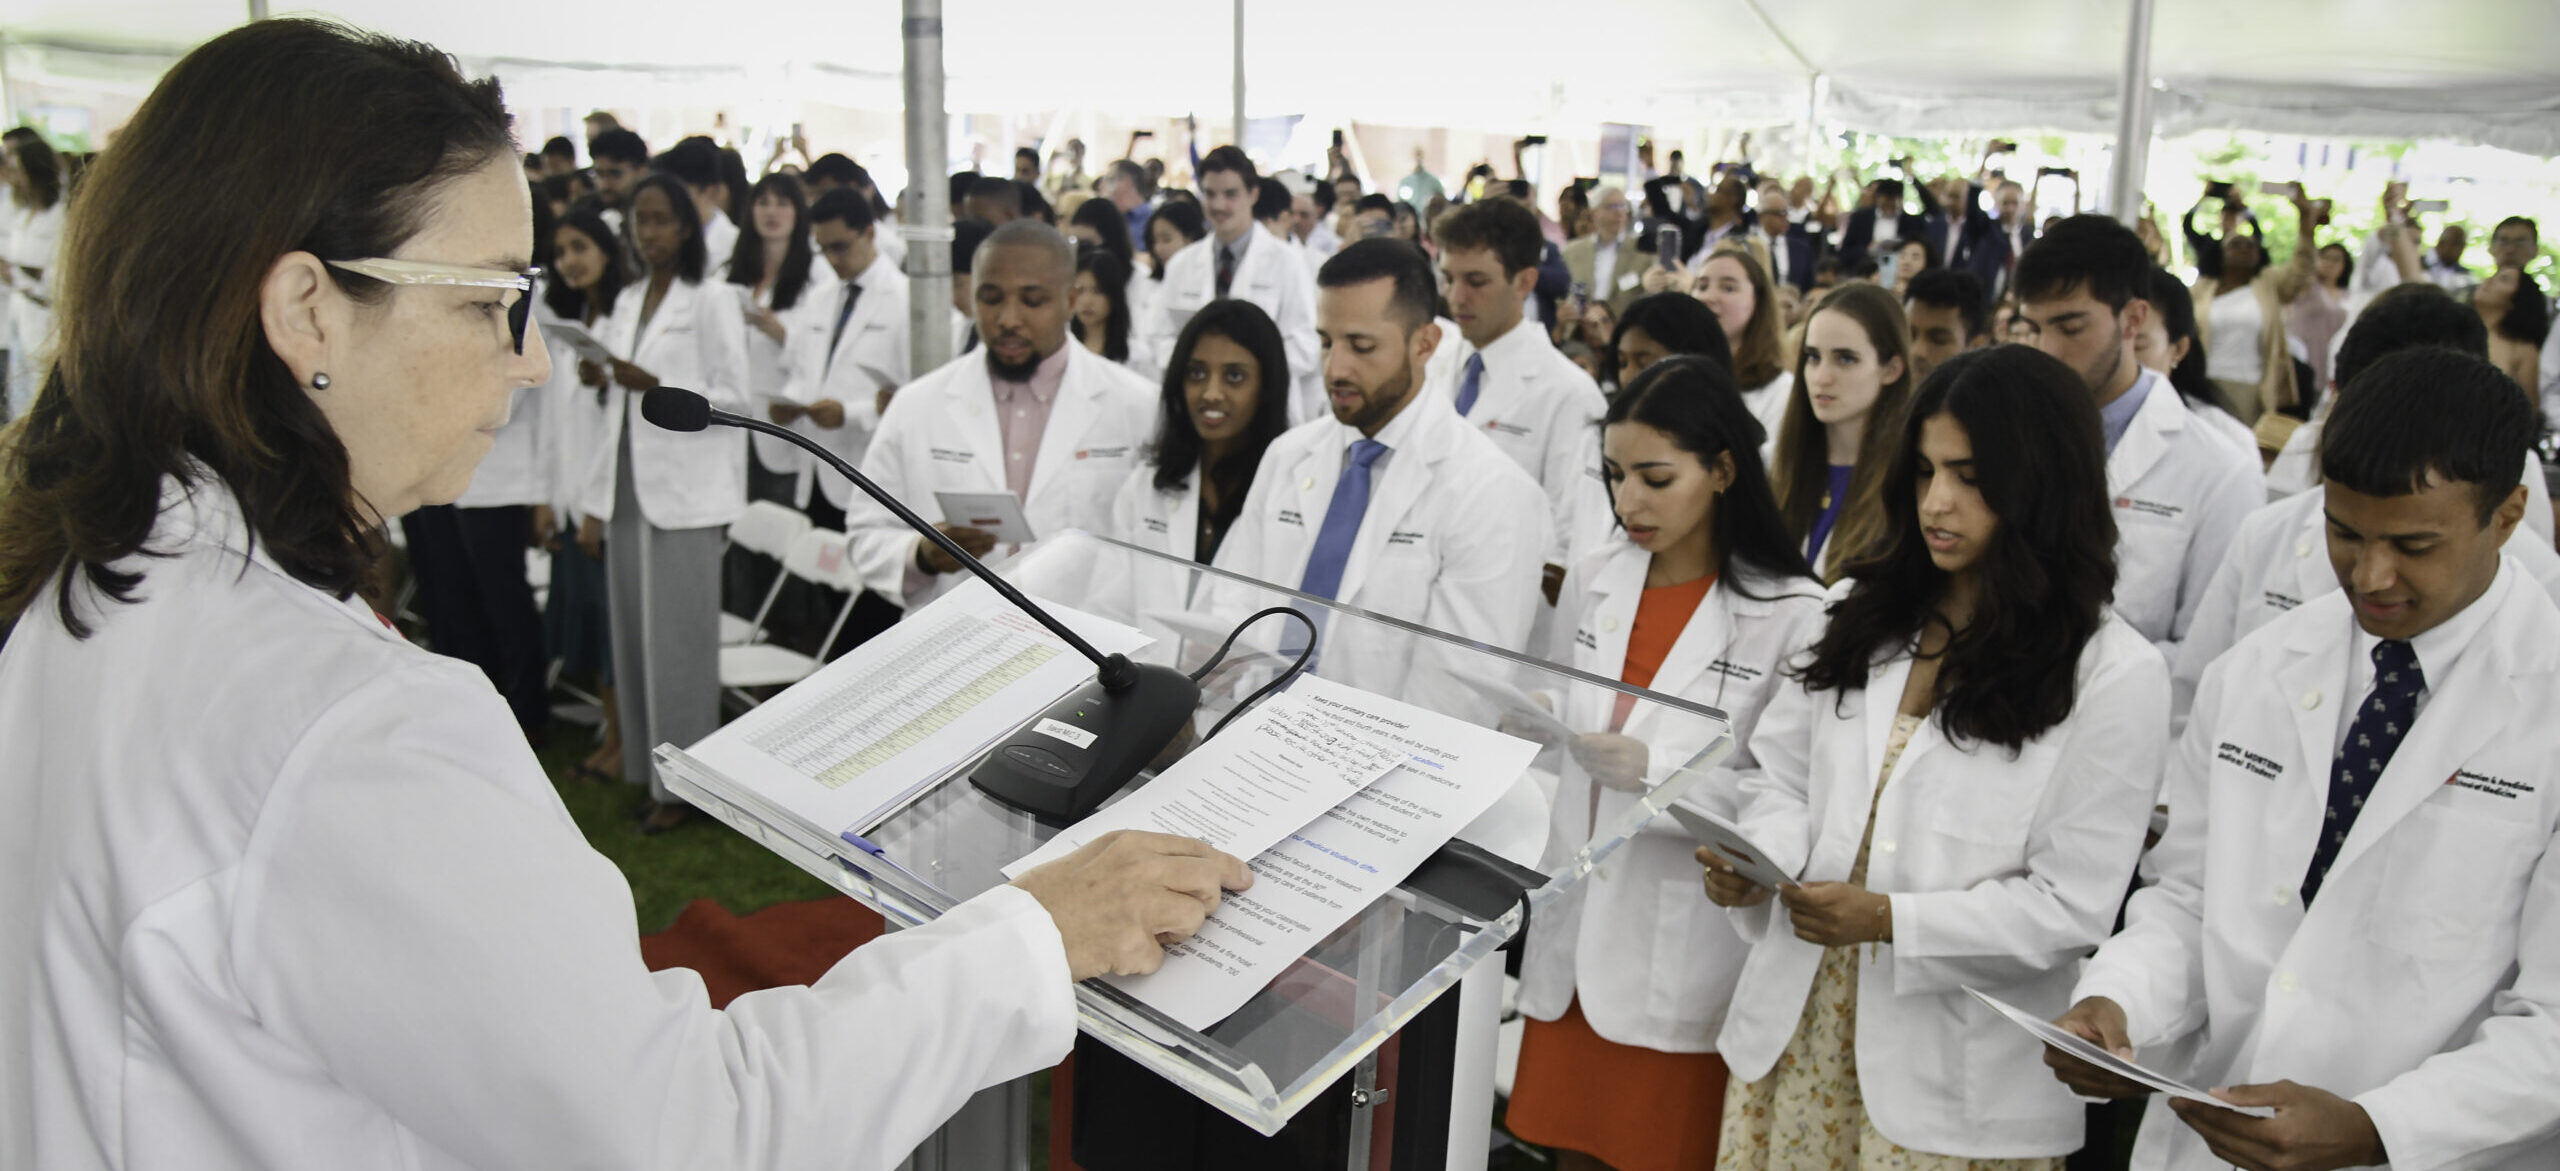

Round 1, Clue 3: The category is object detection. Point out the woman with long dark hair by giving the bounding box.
[1071,248,1155,380]
[0,22,1242,1165]
[1508,355,1824,1171]
[1769,282,1914,581]
[538,206,627,780]
[1609,291,1733,393]
[1106,297,1292,641]
[580,171,752,830]
[2133,266,2256,455]
[727,172,818,506]
[1143,198,1206,285]
[1702,346,2168,1170]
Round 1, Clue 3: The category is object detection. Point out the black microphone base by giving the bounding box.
[970,662,1202,825]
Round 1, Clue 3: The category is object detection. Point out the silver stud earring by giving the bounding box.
[310,373,331,390]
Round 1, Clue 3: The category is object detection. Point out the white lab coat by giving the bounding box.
[0,472,1076,1171]
[2173,484,2560,724]
[1718,601,2168,1159]
[1138,231,1322,425]
[1515,545,1827,1052]
[1210,389,1552,707]
[2105,370,2262,667]
[532,300,618,526]
[5,199,63,417]
[844,343,1157,609]
[1435,316,1613,567]
[766,257,913,511]
[578,277,752,530]
[1104,463,1206,638]
[2268,415,2554,542]
[701,209,739,282]
[1738,370,1793,447]
[2078,559,2560,1171]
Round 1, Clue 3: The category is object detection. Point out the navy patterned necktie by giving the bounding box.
[2301,638,2422,905]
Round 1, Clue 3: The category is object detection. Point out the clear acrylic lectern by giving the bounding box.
[656,531,1735,1158]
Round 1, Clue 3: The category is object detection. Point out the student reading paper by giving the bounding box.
[1702,347,2168,1168]
[2050,348,2560,1171]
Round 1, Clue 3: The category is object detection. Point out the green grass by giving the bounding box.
[527,719,836,933]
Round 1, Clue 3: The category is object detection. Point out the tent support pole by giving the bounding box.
[1231,0,1246,147]
[903,0,954,381]
[2108,0,2157,224]
[248,0,268,19]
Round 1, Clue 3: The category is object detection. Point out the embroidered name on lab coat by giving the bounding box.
[929,447,976,465]
[1143,517,1170,534]
[1705,658,1765,683]
[1485,419,1532,437]
[1077,445,1132,460]
[1574,627,1600,650]
[2214,741,2285,779]
[2446,769,2535,799]
[1277,508,1306,527]
[1386,529,1427,546]
[2261,590,2303,612]
[2114,496,2185,520]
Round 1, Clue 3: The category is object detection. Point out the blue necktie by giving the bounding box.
[2301,638,2423,905]
[1454,353,1485,417]
[1298,439,1389,601]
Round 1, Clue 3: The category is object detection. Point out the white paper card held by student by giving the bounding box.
[935,491,1038,544]
[1002,691,1404,879]
[1965,987,2275,1118]
[542,319,616,364]
[1669,804,1799,890]
[1106,674,1538,1030]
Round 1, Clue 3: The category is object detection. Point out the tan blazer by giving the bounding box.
[1563,231,1650,317]
[2191,242,2314,424]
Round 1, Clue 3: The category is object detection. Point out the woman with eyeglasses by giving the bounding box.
[577,171,753,832]
[0,22,1246,1167]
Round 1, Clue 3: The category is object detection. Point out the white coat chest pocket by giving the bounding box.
[1928,739,2060,847]
[2366,794,2539,965]
[2109,502,2192,632]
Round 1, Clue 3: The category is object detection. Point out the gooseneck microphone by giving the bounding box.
[642,386,1198,822]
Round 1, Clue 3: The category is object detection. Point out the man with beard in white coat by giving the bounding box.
[2013,216,2260,690]
[1138,146,1323,426]
[762,188,909,524]
[843,219,1157,610]
[2175,284,2560,725]
[2049,347,2560,1171]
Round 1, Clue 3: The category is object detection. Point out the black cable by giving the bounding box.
[1189,606,1319,742]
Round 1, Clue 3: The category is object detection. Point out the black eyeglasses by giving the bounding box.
[327,257,544,354]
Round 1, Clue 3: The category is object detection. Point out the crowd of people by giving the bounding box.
[482,119,2560,1170]
[5,29,2559,1167]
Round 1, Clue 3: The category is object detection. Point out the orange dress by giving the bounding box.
[1507,575,1726,1171]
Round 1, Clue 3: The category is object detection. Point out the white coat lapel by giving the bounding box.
[1629,578,1741,740]
[1334,410,1442,606]
[2325,594,2524,883]
[633,277,692,361]
[1169,475,1202,560]
[2268,615,2354,861]
[2292,499,2336,603]
[1027,350,1104,504]
[1861,650,1916,817]
[1576,547,1647,730]
[942,360,1007,496]
[2105,374,2179,497]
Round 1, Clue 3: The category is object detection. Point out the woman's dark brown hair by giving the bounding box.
[1701,242,1786,388]
[0,19,513,641]
[1770,281,1916,581]
[1794,345,2119,753]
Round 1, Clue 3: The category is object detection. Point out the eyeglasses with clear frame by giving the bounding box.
[325,257,543,355]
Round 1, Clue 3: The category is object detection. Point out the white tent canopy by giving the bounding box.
[2,0,2557,152]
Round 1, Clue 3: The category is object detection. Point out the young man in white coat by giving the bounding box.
[1138,146,1323,427]
[1429,197,1614,609]
[2176,284,2560,725]
[764,188,911,525]
[842,219,1157,610]
[2051,347,2560,1171]
[2013,215,2260,681]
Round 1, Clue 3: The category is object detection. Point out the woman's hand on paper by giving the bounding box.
[917,524,997,574]
[805,398,846,429]
[1778,881,1890,946]
[2168,1080,2386,1171]
[1568,732,1650,792]
[2045,996,2153,1099]
[1697,846,1773,908]
[766,400,806,425]
[607,357,660,392]
[1012,829,1254,981]
[578,359,608,389]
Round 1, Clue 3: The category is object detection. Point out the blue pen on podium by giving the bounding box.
[839,831,958,915]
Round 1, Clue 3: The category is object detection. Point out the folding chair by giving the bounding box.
[721,500,814,647]
[720,528,862,711]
